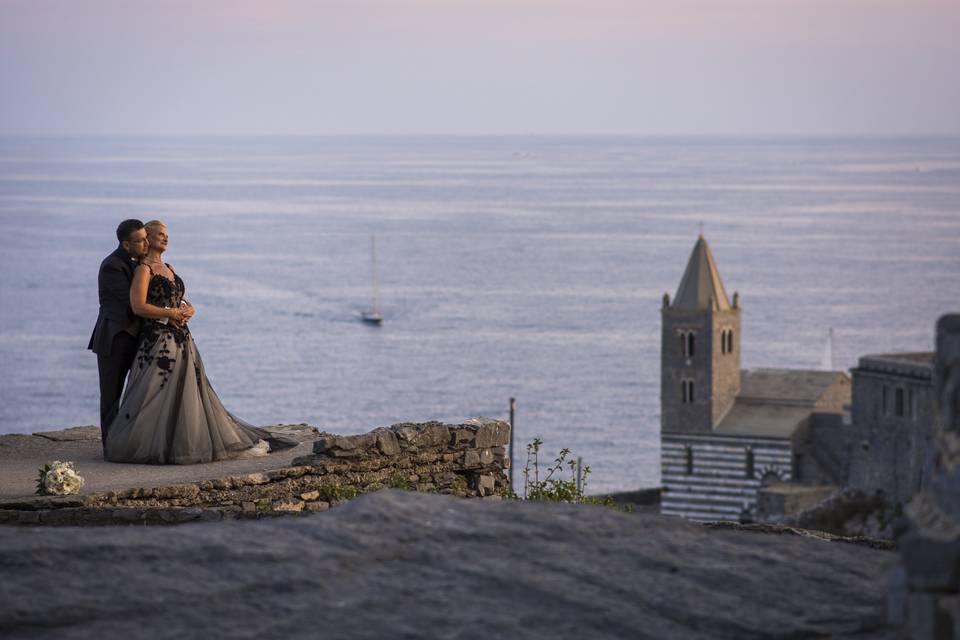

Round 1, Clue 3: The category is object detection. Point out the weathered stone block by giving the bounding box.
[314,433,376,454]
[479,449,494,465]
[393,424,419,443]
[300,491,320,501]
[474,420,511,448]
[477,474,496,497]
[272,500,305,513]
[329,448,362,458]
[376,429,400,456]
[451,428,475,447]
[463,450,481,469]
[304,501,330,512]
[243,472,271,485]
[417,423,451,447]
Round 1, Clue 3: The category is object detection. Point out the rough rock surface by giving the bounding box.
[0,490,897,640]
[890,314,960,637]
[777,488,901,540]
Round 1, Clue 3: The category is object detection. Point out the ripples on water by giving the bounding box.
[1,136,958,493]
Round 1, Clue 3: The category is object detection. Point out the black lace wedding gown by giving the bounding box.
[104,265,296,464]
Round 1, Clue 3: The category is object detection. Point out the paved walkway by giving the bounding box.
[0,425,321,500]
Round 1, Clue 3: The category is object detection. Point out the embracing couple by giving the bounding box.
[89,219,296,464]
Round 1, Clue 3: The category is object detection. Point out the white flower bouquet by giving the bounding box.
[35,460,85,496]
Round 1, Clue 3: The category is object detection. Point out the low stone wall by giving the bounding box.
[0,419,511,526]
[756,484,837,523]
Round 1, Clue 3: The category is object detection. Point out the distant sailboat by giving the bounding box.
[819,328,834,370]
[361,235,383,326]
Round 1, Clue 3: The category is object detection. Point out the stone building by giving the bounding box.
[659,236,850,522]
[845,353,935,503]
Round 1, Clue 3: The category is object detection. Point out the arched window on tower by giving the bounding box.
[685,445,693,475]
[679,332,687,357]
[681,379,688,403]
[745,446,755,479]
[729,330,734,353]
[689,380,695,403]
[687,332,695,358]
[720,331,726,354]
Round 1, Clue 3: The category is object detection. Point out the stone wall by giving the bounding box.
[291,418,511,497]
[756,484,836,522]
[0,419,511,526]
[795,413,851,486]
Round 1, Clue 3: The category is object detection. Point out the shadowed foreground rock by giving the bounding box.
[0,490,896,640]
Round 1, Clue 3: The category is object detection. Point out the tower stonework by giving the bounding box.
[661,236,741,435]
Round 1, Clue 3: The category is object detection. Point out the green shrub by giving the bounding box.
[517,437,617,508]
[386,473,413,490]
[316,484,359,502]
[451,474,468,497]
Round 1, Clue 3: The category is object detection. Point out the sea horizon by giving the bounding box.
[1,134,957,493]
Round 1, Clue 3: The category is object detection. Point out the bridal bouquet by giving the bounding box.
[35,460,85,496]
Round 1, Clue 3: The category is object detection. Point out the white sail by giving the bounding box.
[370,235,379,314]
[819,328,834,371]
[361,235,383,324]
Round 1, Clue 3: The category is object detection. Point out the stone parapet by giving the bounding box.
[293,418,510,494]
[0,419,511,526]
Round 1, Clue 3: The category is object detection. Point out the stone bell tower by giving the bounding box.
[661,235,741,434]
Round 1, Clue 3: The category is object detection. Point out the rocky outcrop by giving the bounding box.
[774,488,901,541]
[0,419,511,526]
[0,489,898,640]
[889,314,960,637]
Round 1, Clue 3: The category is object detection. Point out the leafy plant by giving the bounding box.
[517,438,616,508]
[35,462,53,495]
[386,473,413,490]
[451,474,468,497]
[315,484,359,502]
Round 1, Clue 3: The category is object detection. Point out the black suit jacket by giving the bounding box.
[88,246,141,357]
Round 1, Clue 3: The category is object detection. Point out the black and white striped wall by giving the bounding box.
[660,433,793,522]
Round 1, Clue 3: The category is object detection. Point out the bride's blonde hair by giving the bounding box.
[144,219,166,235]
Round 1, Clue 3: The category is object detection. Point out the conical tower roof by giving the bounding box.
[672,235,731,311]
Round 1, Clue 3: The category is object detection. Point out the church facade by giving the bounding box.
[659,236,850,522]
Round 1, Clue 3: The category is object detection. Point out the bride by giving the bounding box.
[104,220,296,464]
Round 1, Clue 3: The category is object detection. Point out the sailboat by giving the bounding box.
[361,235,383,325]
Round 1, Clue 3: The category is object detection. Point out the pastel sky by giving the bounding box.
[1,0,958,135]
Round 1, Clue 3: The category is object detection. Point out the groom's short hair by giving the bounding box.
[116,219,145,242]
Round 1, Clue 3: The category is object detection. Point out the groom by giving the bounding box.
[89,219,149,454]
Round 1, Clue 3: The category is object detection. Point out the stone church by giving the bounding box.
[659,235,850,522]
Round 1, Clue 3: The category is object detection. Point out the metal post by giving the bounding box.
[509,397,516,489]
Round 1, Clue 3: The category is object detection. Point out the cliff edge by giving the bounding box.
[0,489,896,640]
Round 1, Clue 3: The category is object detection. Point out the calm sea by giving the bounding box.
[1,136,958,493]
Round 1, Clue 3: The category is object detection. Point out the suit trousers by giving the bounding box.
[97,331,139,449]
